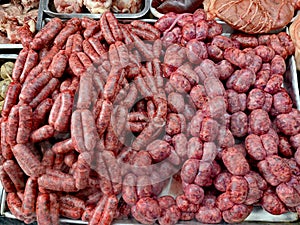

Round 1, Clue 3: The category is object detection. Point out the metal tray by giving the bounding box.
[0,54,299,223]
[0,22,299,224]
[149,0,164,18]
[42,0,150,20]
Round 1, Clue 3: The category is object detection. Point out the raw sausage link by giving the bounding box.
[12,144,44,177]
[29,78,60,109]
[36,193,51,225]
[22,178,38,217]
[54,18,80,48]
[48,50,68,78]
[1,82,22,118]
[54,91,73,132]
[30,18,64,50]
[19,71,52,104]
[16,105,32,144]
[0,165,15,192]
[1,120,13,159]
[32,98,53,130]
[50,193,60,225]
[12,48,29,82]
[106,12,123,42]
[7,193,24,221]
[71,109,98,153]
[77,72,92,109]
[3,160,25,191]
[96,100,112,137]
[69,53,85,77]
[19,49,39,84]
[74,152,92,190]
[131,20,161,39]
[38,173,77,192]
[52,138,74,154]
[100,13,115,45]
[7,105,19,146]
[30,125,54,143]
[83,40,101,65]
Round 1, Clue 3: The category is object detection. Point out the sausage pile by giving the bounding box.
[1,9,300,225]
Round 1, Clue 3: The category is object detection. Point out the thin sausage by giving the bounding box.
[77,72,92,109]
[1,120,13,159]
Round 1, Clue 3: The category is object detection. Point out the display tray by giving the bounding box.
[149,0,164,18]
[0,21,300,225]
[41,0,150,20]
[0,55,299,224]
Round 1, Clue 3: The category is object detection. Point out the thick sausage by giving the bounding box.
[22,178,38,217]
[29,78,60,109]
[3,160,25,191]
[36,193,51,225]
[31,18,64,50]
[48,51,68,78]
[12,144,44,177]
[1,82,22,118]
[16,105,32,144]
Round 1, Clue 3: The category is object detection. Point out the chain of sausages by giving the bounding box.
[1,8,300,225]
